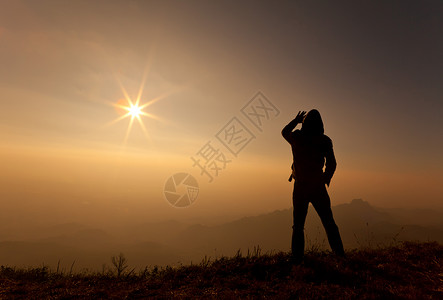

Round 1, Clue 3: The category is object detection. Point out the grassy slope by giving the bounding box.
[0,242,441,299]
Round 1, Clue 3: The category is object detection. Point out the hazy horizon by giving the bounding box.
[1,198,442,271]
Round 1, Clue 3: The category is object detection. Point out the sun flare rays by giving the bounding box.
[104,82,175,146]
[111,96,155,144]
[103,49,187,146]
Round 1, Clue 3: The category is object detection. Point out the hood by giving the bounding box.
[301,109,324,135]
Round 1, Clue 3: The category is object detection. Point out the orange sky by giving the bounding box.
[0,1,442,227]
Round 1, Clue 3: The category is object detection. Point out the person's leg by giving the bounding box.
[292,183,309,263]
[311,187,345,256]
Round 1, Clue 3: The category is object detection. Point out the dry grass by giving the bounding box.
[0,241,441,299]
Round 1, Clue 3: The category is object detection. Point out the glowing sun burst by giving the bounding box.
[105,53,179,145]
[128,104,142,117]
[112,97,151,141]
[108,73,169,145]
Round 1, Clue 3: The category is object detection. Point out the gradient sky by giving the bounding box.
[0,0,442,228]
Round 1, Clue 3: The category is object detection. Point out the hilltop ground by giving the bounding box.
[0,241,441,299]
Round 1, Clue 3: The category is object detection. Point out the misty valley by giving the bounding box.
[1,199,442,272]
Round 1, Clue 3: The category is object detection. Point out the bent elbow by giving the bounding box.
[281,129,290,141]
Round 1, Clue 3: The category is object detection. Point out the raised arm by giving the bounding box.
[281,111,306,143]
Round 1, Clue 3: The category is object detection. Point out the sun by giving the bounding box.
[128,104,142,117]
[111,97,153,143]
[108,84,170,145]
[114,98,149,121]
[105,53,175,145]
[119,101,145,119]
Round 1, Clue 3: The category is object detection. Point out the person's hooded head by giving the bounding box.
[301,109,324,135]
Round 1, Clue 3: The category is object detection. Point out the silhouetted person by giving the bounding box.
[282,110,345,264]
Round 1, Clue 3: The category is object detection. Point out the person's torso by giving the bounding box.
[291,130,330,182]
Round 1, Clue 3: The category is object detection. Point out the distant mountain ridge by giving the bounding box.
[166,199,443,257]
[0,199,442,270]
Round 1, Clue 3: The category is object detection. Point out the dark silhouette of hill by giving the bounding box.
[167,199,443,258]
[0,242,441,299]
[42,228,111,247]
[0,199,442,270]
[169,209,292,258]
[119,220,190,244]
